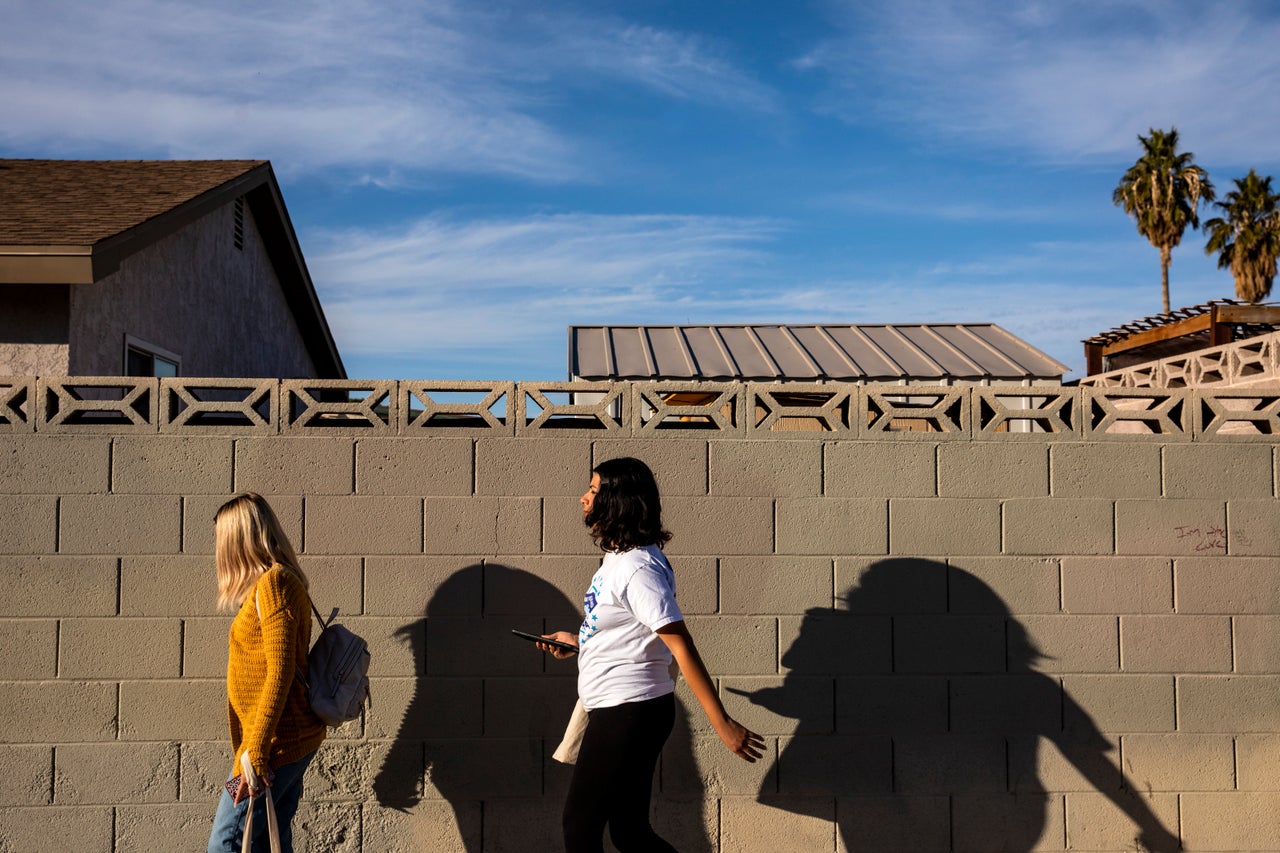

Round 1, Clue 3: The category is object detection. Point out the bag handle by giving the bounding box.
[239,752,282,853]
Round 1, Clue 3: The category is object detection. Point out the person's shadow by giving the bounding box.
[371,562,713,852]
[732,558,1181,852]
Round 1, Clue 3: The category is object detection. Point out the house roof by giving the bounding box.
[570,324,1068,382]
[0,159,343,377]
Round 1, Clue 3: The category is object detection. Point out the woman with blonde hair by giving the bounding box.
[207,493,325,853]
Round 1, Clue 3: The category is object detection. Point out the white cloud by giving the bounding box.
[804,0,1280,166]
[0,0,775,181]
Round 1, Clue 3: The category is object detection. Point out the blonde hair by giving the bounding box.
[214,493,308,612]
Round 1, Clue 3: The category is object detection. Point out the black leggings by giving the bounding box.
[563,693,678,853]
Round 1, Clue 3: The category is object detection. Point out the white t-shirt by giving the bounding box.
[577,544,683,711]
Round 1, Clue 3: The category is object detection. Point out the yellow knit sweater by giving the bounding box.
[226,567,326,777]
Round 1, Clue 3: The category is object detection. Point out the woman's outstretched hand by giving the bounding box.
[716,717,766,762]
[537,631,580,660]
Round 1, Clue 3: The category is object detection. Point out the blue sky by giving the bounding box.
[5,0,1280,381]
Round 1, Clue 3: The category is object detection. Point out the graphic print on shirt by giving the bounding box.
[579,573,604,646]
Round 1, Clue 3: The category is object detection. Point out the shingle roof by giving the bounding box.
[570,324,1068,382]
[0,159,266,245]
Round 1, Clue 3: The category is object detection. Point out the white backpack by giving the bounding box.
[300,602,372,727]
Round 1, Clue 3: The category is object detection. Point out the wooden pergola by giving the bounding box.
[1083,300,1280,375]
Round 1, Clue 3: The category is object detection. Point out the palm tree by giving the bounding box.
[1203,169,1280,303]
[1113,128,1215,315]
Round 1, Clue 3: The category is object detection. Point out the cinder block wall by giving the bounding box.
[1,377,1279,852]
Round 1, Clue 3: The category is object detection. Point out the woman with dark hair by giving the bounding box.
[540,457,764,853]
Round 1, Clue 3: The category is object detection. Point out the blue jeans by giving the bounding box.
[208,751,316,853]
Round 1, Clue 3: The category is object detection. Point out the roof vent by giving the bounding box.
[233,196,245,250]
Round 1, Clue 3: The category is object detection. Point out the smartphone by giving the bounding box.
[511,629,578,654]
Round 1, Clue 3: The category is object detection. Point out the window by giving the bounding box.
[124,335,180,377]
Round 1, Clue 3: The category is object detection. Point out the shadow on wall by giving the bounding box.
[370,562,712,852]
[733,558,1181,853]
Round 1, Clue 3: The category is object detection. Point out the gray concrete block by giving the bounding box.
[365,676,484,740]
[1062,674,1175,733]
[1178,675,1280,733]
[1234,616,1280,674]
[1116,499,1227,556]
[709,440,821,497]
[1049,442,1161,498]
[59,617,182,679]
[360,799,480,851]
[1164,443,1274,499]
[0,556,117,617]
[1003,498,1114,556]
[59,493,181,555]
[835,795,952,851]
[111,436,234,494]
[721,796,837,853]
[475,437,592,496]
[301,555,363,619]
[114,804,216,852]
[834,675,948,734]
[1175,556,1280,614]
[364,555,480,617]
[119,679,225,740]
[425,617,544,677]
[949,556,1061,614]
[121,555,219,616]
[775,735,892,794]
[1020,615,1119,673]
[1061,556,1172,614]
[1228,499,1280,556]
[483,676,578,738]
[660,731,771,796]
[0,494,56,554]
[779,613,891,675]
[0,620,57,679]
[182,492,302,555]
[0,745,52,805]
[355,437,473,496]
[825,441,937,498]
[54,742,180,803]
[481,556,598,619]
[423,496,540,556]
[951,793,1066,852]
[684,616,779,676]
[183,617,230,678]
[178,739,231,801]
[1121,615,1232,673]
[836,557,948,613]
[1065,791,1179,851]
[592,439,708,495]
[0,682,117,742]
[775,498,886,557]
[668,496,776,556]
[938,443,1048,498]
[1236,735,1280,791]
[542,495,603,555]
[0,436,109,494]
[949,674,1063,733]
[894,615,1006,674]
[720,675,833,736]
[894,735,1007,793]
[889,497,1001,556]
[1120,733,1235,791]
[421,738,543,798]
[0,806,113,851]
[235,437,354,495]
[1181,792,1280,851]
[720,556,834,614]
[669,555,718,615]
[305,495,424,555]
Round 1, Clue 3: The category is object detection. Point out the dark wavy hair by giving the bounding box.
[585,457,672,553]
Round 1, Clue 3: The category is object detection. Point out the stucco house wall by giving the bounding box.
[0,377,1277,852]
[66,202,318,378]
